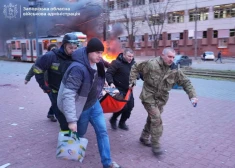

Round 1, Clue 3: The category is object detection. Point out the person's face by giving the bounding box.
[64,43,78,55]
[161,51,175,66]
[88,51,103,64]
[123,51,134,63]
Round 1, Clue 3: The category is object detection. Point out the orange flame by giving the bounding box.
[102,53,117,63]
[102,40,121,63]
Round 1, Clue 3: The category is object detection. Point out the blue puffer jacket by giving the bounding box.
[57,47,105,123]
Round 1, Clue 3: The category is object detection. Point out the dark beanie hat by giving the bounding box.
[86,38,104,53]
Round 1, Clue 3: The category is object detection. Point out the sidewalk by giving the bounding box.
[0,61,235,168]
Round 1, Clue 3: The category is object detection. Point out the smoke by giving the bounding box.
[0,0,105,39]
[104,23,124,57]
[0,0,124,55]
[110,23,123,39]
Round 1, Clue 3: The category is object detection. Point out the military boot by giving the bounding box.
[152,147,164,155]
[152,143,163,155]
[139,130,151,147]
[139,137,151,147]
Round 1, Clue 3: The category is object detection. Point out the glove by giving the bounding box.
[41,85,51,93]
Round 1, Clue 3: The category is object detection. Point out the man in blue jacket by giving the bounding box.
[57,38,121,168]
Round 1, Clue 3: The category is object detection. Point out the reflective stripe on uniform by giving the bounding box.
[33,66,44,74]
[52,89,58,93]
[51,63,60,71]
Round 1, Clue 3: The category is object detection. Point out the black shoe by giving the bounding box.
[118,122,129,131]
[47,115,57,122]
[109,118,117,130]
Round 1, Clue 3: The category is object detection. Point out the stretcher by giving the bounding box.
[100,88,132,113]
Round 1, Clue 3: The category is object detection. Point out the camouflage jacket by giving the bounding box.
[129,56,197,107]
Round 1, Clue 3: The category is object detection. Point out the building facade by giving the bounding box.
[108,0,235,57]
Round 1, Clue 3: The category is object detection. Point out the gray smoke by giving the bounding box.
[0,0,124,55]
[106,23,123,56]
[0,0,105,39]
[110,23,123,39]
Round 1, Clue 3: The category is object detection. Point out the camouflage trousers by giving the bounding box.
[141,103,163,148]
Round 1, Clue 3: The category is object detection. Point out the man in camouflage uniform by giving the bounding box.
[129,47,198,155]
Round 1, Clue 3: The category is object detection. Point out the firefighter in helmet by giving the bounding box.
[34,33,78,130]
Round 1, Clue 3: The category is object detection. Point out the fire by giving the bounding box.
[102,53,117,63]
[101,40,122,63]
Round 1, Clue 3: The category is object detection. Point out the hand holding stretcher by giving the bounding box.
[100,87,133,113]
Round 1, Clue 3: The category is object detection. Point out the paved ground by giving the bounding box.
[0,60,235,168]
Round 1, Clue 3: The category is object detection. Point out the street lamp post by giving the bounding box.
[28,0,43,61]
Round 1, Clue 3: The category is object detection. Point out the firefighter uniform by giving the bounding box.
[34,33,78,131]
[34,49,72,130]
[129,56,197,149]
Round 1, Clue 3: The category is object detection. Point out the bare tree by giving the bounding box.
[121,4,142,50]
[144,0,174,56]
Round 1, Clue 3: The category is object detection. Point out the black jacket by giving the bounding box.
[34,48,72,91]
[106,53,135,93]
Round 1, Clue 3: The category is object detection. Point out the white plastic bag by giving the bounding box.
[56,131,88,162]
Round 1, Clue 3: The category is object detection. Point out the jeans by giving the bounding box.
[77,100,112,168]
[50,92,69,131]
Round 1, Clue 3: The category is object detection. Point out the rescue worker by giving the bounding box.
[25,43,58,122]
[106,48,135,131]
[34,33,78,130]
[57,38,121,168]
[129,47,198,155]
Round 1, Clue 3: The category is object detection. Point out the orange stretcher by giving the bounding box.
[100,88,132,113]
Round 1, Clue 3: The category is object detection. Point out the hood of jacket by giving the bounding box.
[53,47,71,60]
[71,47,95,73]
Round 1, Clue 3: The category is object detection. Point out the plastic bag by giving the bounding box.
[56,131,88,162]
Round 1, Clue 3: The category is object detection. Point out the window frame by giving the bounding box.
[149,0,160,3]
[230,29,235,37]
[108,1,115,10]
[189,7,209,22]
[203,31,207,38]
[218,38,228,48]
[117,0,129,9]
[168,11,184,24]
[214,3,235,19]
[213,30,218,38]
[132,0,145,6]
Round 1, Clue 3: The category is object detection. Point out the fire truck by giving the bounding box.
[6,32,87,62]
